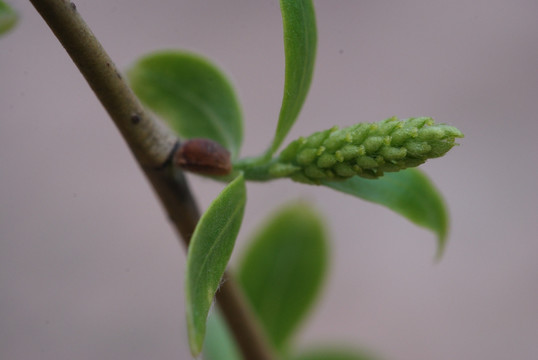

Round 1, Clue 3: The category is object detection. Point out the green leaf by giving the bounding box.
[269,0,317,155]
[185,174,246,356]
[237,202,328,352]
[0,0,18,36]
[127,51,243,159]
[323,169,448,258]
[203,311,241,360]
[291,347,381,360]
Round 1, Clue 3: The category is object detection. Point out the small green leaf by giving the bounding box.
[203,311,241,360]
[323,169,448,258]
[185,174,246,356]
[128,51,243,158]
[0,0,18,36]
[269,0,317,155]
[291,347,381,360]
[237,202,328,352]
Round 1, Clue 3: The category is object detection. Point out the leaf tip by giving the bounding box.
[0,0,18,36]
[188,328,204,357]
[434,238,446,262]
[185,294,203,356]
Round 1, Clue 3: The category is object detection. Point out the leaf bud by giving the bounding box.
[174,138,232,176]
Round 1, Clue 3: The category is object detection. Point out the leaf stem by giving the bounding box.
[28,1,275,359]
[233,158,277,181]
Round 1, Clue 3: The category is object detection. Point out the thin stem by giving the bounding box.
[216,272,275,360]
[234,157,302,182]
[29,0,175,168]
[233,159,277,181]
[28,1,275,359]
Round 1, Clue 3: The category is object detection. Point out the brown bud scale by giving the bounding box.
[174,138,232,176]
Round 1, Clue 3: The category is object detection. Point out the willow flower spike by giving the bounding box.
[266,117,463,184]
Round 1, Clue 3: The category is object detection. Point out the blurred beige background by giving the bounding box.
[1,1,537,359]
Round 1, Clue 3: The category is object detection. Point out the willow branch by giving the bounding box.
[28,1,274,359]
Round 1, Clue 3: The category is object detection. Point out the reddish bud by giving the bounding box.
[174,138,232,176]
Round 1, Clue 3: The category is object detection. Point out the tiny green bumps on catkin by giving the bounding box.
[277,117,463,184]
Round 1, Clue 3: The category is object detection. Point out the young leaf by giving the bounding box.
[323,169,448,258]
[185,174,246,356]
[291,347,381,360]
[0,0,18,36]
[127,51,243,159]
[203,311,241,360]
[269,0,317,155]
[237,202,328,352]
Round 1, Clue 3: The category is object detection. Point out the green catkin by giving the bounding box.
[277,117,463,184]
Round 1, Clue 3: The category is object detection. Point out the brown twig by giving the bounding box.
[28,1,275,359]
